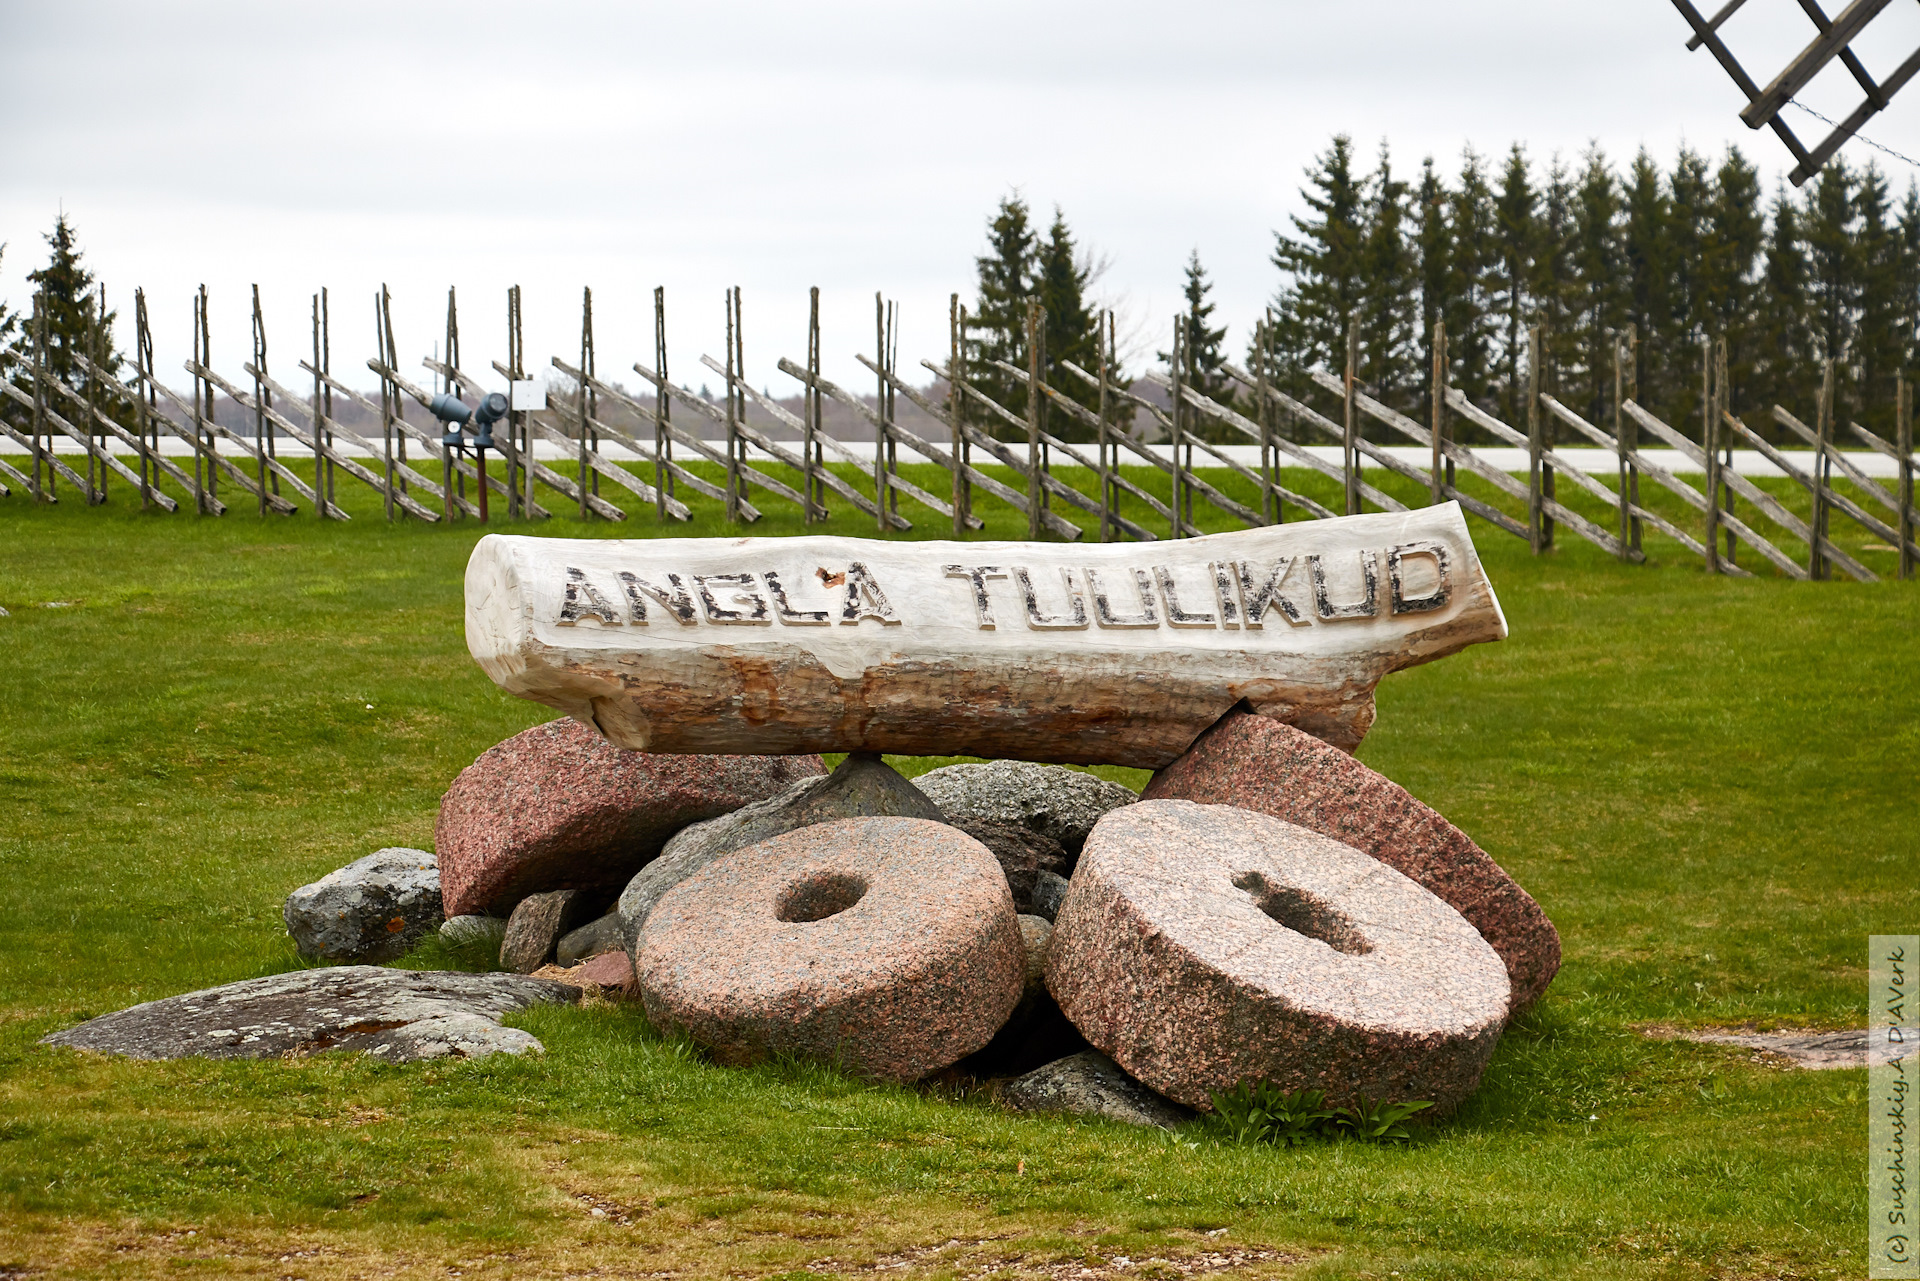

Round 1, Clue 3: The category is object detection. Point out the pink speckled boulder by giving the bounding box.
[637,817,1024,1082]
[1047,801,1510,1112]
[436,718,825,917]
[1143,709,1558,1013]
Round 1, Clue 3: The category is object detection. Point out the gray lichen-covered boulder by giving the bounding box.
[618,752,942,956]
[283,848,443,963]
[556,912,625,966]
[41,967,579,1062]
[914,761,1136,862]
[1005,1050,1194,1130]
[440,914,508,950]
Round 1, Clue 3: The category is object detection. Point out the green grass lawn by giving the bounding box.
[0,454,1911,1279]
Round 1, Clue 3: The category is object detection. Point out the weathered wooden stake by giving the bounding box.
[1899,374,1914,581]
[1343,321,1360,517]
[1623,325,1641,555]
[1716,339,1736,568]
[378,286,399,523]
[1712,336,1728,572]
[1259,310,1279,523]
[1811,358,1835,580]
[312,292,330,517]
[1526,325,1543,554]
[806,288,821,522]
[885,299,901,527]
[250,285,270,516]
[873,292,890,533]
[444,287,461,516]
[808,287,826,523]
[1169,314,1186,537]
[136,288,155,510]
[947,293,966,535]
[509,284,528,521]
[30,295,47,501]
[196,285,214,510]
[1025,298,1046,540]
[725,288,743,524]
[654,287,672,520]
[1098,308,1114,542]
[86,285,104,504]
[1430,319,1447,508]
[578,286,595,521]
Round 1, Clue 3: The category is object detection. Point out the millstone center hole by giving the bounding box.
[776,871,869,923]
[1231,871,1373,956]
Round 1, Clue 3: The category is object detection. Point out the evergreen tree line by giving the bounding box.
[1265,134,1920,445]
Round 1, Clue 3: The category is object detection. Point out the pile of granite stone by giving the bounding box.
[264,709,1559,1127]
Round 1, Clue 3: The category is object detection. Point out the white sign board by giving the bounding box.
[463,505,1507,767]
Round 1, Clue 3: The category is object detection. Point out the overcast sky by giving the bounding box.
[4,1,1919,394]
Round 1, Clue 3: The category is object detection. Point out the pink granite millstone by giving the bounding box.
[636,817,1024,1082]
[1046,800,1510,1112]
[436,718,825,917]
[1142,708,1559,1013]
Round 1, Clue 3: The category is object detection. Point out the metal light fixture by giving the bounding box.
[429,391,510,450]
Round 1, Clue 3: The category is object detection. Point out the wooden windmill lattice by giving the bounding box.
[1672,0,1920,184]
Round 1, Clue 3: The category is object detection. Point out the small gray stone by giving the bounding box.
[440,914,508,949]
[619,752,942,956]
[915,761,1136,860]
[1029,870,1071,923]
[41,966,578,1062]
[556,912,624,966]
[500,888,595,974]
[952,820,1068,913]
[1005,1050,1194,1130]
[283,848,442,963]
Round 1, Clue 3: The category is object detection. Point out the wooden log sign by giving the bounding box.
[465,503,1507,767]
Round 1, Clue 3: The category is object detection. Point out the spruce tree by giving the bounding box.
[1569,148,1626,420]
[1271,135,1368,377]
[1802,159,1861,423]
[1534,156,1582,414]
[1623,150,1675,417]
[1755,188,1814,422]
[1853,165,1908,432]
[1159,250,1234,439]
[1445,148,1499,410]
[1358,144,1418,410]
[1034,206,1102,431]
[1703,148,1764,411]
[25,213,119,396]
[1414,156,1452,416]
[968,193,1037,426]
[1491,144,1538,422]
